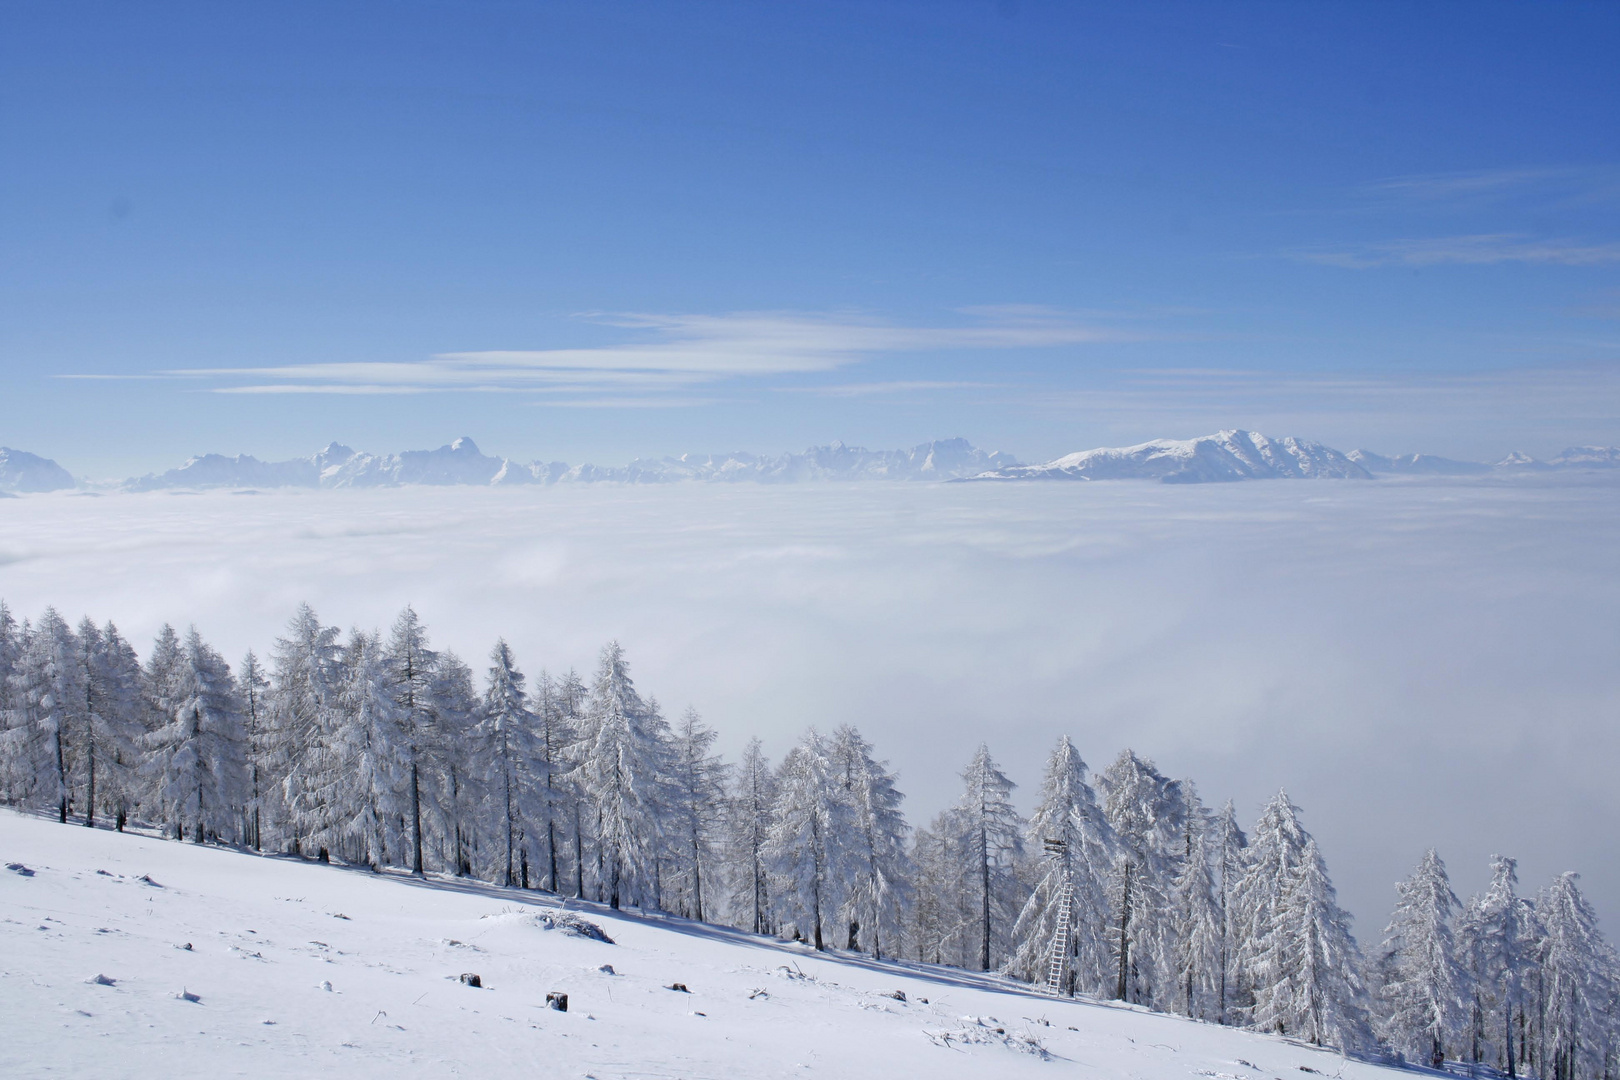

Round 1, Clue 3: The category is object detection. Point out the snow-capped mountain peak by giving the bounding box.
[966,429,1369,483]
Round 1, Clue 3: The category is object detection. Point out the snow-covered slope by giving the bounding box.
[1,810,1403,1080]
[122,437,1019,490]
[0,446,76,492]
[968,430,1370,484]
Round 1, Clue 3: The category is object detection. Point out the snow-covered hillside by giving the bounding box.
[968,430,1370,483]
[0,446,76,493]
[2,809,1403,1080]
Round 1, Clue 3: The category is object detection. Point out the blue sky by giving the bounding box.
[3,1,1618,475]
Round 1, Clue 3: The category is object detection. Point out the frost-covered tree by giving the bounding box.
[950,743,1024,971]
[1100,749,1187,1005]
[764,729,849,950]
[910,815,963,965]
[1169,784,1224,1020]
[330,629,409,868]
[80,620,143,831]
[0,601,20,801]
[9,608,84,821]
[726,736,775,934]
[1007,736,1116,995]
[1240,791,1370,1051]
[238,650,271,850]
[267,605,343,858]
[477,639,542,887]
[385,607,437,875]
[1377,849,1470,1064]
[427,650,480,876]
[667,707,729,922]
[141,627,247,843]
[1459,855,1534,1072]
[528,671,574,892]
[1215,800,1252,1025]
[830,725,911,958]
[579,642,668,909]
[1535,872,1619,1080]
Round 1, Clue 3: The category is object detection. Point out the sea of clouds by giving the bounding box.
[2,475,1616,935]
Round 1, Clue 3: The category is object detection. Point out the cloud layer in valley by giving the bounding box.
[2,477,1617,933]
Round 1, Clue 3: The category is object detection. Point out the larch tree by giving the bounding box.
[427,650,480,877]
[950,743,1024,972]
[82,620,143,831]
[763,729,848,951]
[668,706,729,922]
[1101,749,1188,1006]
[1535,872,1620,1080]
[1007,736,1116,996]
[1377,848,1471,1065]
[141,627,247,844]
[1169,784,1224,1020]
[268,605,343,859]
[579,642,668,909]
[237,650,271,850]
[726,736,775,934]
[12,608,84,822]
[1240,791,1371,1052]
[331,629,409,868]
[1458,855,1534,1072]
[830,724,911,958]
[385,607,437,875]
[1214,800,1253,1025]
[477,639,542,888]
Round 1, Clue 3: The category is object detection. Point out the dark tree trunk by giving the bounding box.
[1116,860,1134,1001]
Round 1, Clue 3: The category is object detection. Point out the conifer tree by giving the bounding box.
[726,736,775,934]
[1459,855,1533,1072]
[81,620,143,831]
[1240,791,1370,1051]
[1007,736,1116,995]
[142,627,247,843]
[331,629,408,867]
[580,642,667,909]
[427,650,480,876]
[1535,872,1619,1079]
[668,706,729,921]
[1377,849,1470,1064]
[1101,749,1187,1005]
[267,605,343,858]
[385,607,437,875]
[1169,784,1223,1019]
[763,729,848,950]
[951,743,1024,971]
[478,639,541,887]
[237,650,271,850]
[830,724,911,958]
[1214,800,1252,1025]
[11,608,84,821]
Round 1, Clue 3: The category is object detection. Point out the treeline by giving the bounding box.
[0,600,1615,1075]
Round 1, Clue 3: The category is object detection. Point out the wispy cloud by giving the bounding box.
[130,309,1144,400]
[1289,233,1620,269]
[1359,165,1620,210]
[776,380,1002,397]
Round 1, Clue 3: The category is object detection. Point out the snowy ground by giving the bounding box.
[2,808,1411,1080]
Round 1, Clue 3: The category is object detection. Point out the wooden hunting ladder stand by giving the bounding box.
[1043,838,1074,997]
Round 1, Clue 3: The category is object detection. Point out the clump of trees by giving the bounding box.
[2,598,1615,1073]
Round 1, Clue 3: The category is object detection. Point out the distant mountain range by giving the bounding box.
[119,436,1021,491]
[2,433,1617,493]
[0,447,78,494]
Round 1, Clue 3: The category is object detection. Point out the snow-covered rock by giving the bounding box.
[967,430,1370,484]
[0,447,76,492]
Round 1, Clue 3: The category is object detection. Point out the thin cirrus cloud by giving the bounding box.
[155,309,1139,401]
[1289,233,1620,269]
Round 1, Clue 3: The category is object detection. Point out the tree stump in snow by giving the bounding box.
[666,982,689,993]
[459,973,482,988]
[546,992,568,1012]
